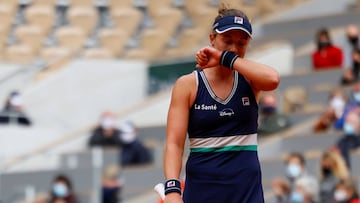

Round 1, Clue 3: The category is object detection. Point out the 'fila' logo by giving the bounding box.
[234,16,243,24]
[167,181,175,187]
[242,97,250,106]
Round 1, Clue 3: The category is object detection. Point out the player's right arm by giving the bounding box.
[164,74,194,203]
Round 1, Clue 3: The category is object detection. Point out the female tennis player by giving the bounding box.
[163,4,280,203]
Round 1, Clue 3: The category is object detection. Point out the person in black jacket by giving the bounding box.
[119,121,152,166]
[88,112,122,149]
[0,91,32,126]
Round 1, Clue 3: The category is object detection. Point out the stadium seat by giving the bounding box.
[25,5,55,35]
[256,0,291,17]
[82,48,114,59]
[165,27,206,58]
[14,24,45,54]
[5,44,36,63]
[67,6,98,37]
[55,25,86,51]
[32,0,57,6]
[0,24,9,46]
[283,86,308,114]
[0,3,16,30]
[108,0,134,8]
[40,46,71,62]
[110,7,142,37]
[183,0,217,30]
[151,8,183,39]
[98,28,129,57]
[147,0,174,17]
[71,0,94,7]
[125,28,168,61]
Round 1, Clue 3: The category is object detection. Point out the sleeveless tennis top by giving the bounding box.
[183,69,264,203]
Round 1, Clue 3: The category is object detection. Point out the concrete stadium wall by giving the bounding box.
[249,41,294,76]
[23,59,148,132]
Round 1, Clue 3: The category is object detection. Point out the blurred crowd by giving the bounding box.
[262,24,360,203]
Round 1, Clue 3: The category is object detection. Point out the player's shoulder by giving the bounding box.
[174,71,197,88]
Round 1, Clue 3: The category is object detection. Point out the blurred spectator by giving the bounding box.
[88,112,122,148]
[290,176,319,203]
[333,178,360,203]
[258,92,291,135]
[119,121,152,166]
[312,28,343,70]
[334,81,360,130]
[102,164,123,203]
[318,151,350,203]
[271,152,316,203]
[341,25,360,85]
[335,111,360,169]
[48,174,78,203]
[271,177,291,203]
[0,91,32,126]
[313,87,348,132]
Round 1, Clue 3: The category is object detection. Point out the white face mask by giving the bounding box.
[101,117,115,130]
[330,96,345,118]
[353,92,360,103]
[52,182,69,198]
[334,189,347,202]
[10,95,23,107]
[286,163,302,179]
[120,122,136,143]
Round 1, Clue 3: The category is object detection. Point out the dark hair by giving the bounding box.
[287,152,306,166]
[49,174,78,203]
[316,28,332,49]
[53,174,73,190]
[214,3,249,21]
[336,178,359,198]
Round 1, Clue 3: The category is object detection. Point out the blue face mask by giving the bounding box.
[286,163,302,179]
[343,123,355,135]
[353,92,360,103]
[290,191,304,203]
[52,182,68,198]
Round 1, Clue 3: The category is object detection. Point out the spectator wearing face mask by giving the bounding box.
[271,152,316,203]
[258,92,291,135]
[318,151,350,203]
[314,87,348,132]
[333,178,360,203]
[88,111,123,149]
[48,174,78,203]
[0,90,32,126]
[289,176,319,203]
[335,111,360,169]
[341,24,360,85]
[119,121,152,166]
[312,28,343,70]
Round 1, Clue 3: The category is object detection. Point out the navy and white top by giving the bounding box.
[183,69,264,203]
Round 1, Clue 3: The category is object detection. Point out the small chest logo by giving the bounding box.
[242,97,250,106]
[219,108,235,117]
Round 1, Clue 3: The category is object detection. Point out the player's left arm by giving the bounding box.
[196,46,280,97]
[232,57,280,96]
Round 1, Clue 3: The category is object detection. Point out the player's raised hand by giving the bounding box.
[196,46,222,69]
